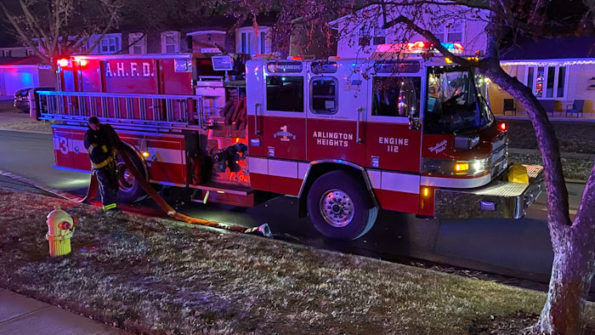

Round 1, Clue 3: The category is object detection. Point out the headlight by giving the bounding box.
[423,157,489,176]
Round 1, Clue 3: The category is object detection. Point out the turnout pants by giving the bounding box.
[93,164,118,210]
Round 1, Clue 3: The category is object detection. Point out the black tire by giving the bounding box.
[116,147,146,203]
[307,170,378,240]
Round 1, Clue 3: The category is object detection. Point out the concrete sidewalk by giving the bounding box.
[0,288,129,335]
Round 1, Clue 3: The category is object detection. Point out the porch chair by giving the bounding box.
[566,100,585,117]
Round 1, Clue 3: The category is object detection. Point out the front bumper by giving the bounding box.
[434,164,544,220]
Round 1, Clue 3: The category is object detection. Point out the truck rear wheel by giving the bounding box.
[116,148,146,203]
[307,170,378,240]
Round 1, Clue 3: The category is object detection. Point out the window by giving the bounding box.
[99,35,120,54]
[557,67,566,97]
[237,27,270,55]
[311,77,338,114]
[260,31,266,54]
[431,22,464,43]
[165,35,176,53]
[447,23,463,43]
[524,65,567,99]
[266,76,304,112]
[373,25,386,45]
[425,67,493,134]
[372,77,421,117]
[161,31,180,53]
[128,33,146,55]
[359,22,386,46]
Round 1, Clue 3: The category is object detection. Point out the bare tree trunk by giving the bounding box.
[535,168,595,335]
[482,62,595,335]
[392,5,595,330]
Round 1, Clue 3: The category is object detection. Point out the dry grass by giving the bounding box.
[1,188,591,335]
[507,120,595,154]
[0,102,52,133]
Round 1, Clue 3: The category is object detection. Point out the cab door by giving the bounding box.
[306,61,366,166]
[247,61,307,195]
[364,66,424,213]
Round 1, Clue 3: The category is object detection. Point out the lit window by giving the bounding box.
[524,65,567,99]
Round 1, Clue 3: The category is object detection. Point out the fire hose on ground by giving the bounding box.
[81,145,272,237]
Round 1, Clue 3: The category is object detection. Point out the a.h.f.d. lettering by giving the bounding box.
[105,61,154,78]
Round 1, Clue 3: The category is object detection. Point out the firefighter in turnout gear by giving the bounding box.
[84,116,121,211]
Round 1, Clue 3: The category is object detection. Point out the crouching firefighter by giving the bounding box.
[84,116,122,212]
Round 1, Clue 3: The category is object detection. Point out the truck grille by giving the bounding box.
[491,135,508,177]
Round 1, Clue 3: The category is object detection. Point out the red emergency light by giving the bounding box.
[57,58,69,67]
[499,122,507,131]
[407,41,427,52]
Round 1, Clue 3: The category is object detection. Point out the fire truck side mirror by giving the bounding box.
[408,114,421,130]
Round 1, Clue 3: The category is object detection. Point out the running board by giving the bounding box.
[190,183,254,207]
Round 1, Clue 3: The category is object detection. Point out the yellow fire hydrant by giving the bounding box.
[46,205,78,257]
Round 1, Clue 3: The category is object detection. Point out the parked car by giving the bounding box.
[13,87,55,112]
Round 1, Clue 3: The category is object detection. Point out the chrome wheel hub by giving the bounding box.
[118,165,136,192]
[319,189,354,227]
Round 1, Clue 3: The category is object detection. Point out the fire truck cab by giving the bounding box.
[244,57,542,239]
[37,51,543,241]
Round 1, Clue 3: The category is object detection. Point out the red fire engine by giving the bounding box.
[36,47,543,240]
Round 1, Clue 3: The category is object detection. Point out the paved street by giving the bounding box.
[0,129,592,297]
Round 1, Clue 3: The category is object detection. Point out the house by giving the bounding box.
[80,16,277,59]
[0,46,34,58]
[0,56,56,98]
[490,36,595,117]
[328,3,489,58]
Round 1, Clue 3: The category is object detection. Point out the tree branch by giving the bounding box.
[0,3,51,64]
[382,15,475,67]
[481,4,572,230]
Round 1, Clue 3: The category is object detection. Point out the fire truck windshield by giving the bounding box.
[424,66,494,134]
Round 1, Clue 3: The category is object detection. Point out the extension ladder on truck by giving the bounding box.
[36,90,220,130]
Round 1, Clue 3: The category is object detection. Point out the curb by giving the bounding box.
[0,169,82,202]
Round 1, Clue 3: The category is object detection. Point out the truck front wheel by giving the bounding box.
[116,148,146,203]
[307,170,378,240]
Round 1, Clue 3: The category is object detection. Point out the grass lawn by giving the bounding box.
[0,101,51,133]
[0,188,593,334]
[507,119,595,154]
[509,152,594,181]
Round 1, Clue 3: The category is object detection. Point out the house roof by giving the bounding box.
[0,56,46,66]
[501,36,595,60]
